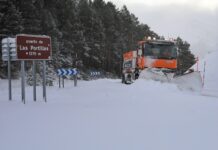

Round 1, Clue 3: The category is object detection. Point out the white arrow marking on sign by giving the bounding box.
[57,69,61,75]
[68,69,72,75]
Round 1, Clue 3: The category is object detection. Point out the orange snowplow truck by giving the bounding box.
[122,38,178,84]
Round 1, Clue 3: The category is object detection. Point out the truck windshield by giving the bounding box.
[144,43,177,59]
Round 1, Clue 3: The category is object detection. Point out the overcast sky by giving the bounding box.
[105,0,218,58]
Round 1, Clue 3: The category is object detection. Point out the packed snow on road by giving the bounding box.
[0,51,218,150]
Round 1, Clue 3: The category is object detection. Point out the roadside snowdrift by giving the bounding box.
[193,51,218,96]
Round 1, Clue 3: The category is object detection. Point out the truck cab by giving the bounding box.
[122,38,178,84]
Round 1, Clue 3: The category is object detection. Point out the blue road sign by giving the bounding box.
[57,68,78,76]
[90,71,101,76]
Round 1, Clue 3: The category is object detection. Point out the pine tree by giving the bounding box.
[95,1,120,72]
[0,1,23,78]
[17,1,42,34]
[0,1,23,36]
[176,37,196,74]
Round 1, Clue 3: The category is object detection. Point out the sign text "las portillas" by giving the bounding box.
[16,35,52,60]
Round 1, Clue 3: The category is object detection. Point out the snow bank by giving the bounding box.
[193,51,218,97]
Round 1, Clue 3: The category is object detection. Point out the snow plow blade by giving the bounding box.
[172,71,203,91]
[139,69,203,91]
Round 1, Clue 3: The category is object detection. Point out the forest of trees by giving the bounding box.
[0,0,196,81]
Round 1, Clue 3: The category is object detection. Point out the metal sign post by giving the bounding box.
[74,75,77,87]
[62,76,64,88]
[59,76,61,88]
[2,37,16,101]
[57,68,78,88]
[21,61,25,104]
[33,60,36,101]
[7,38,12,100]
[42,60,46,102]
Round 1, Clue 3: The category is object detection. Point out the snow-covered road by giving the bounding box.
[0,79,217,150]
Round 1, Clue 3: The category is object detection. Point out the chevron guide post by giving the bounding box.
[57,68,78,88]
[90,72,101,76]
[90,71,101,80]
